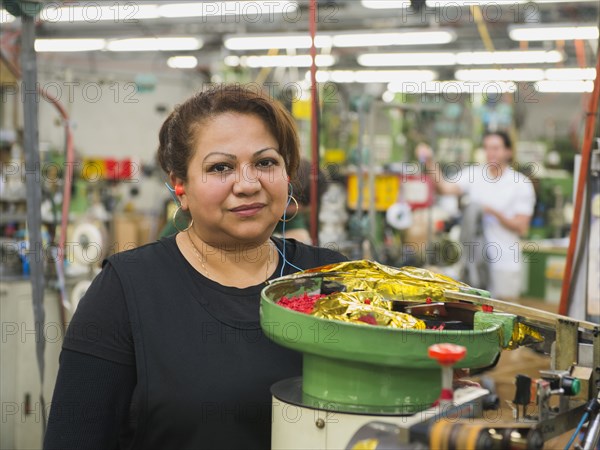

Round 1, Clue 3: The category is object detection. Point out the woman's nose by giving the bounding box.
[232,164,262,195]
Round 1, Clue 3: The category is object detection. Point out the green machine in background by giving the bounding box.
[529,173,574,240]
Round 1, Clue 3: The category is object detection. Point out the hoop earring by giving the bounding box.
[280,196,299,223]
[172,206,194,232]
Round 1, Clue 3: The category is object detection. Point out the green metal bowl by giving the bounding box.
[260,278,505,414]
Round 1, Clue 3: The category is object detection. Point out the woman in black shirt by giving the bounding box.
[44,85,346,450]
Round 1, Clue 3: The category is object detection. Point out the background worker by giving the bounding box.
[417,131,536,301]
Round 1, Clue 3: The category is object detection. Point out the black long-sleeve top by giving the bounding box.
[44,235,346,450]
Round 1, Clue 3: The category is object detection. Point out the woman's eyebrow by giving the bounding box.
[254,147,279,156]
[203,152,236,162]
[202,148,278,163]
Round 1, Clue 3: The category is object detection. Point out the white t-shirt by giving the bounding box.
[455,165,536,271]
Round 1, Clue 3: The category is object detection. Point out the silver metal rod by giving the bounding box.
[582,410,600,450]
[21,12,46,386]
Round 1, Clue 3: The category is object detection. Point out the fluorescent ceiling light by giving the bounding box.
[456,50,562,65]
[455,68,545,81]
[167,56,198,69]
[309,70,438,83]
[367,0,595,7]
[535,80,594,93]
[532,0,597,3]
[107,37,203,52]
[244,55,335,68]
[509,25,599,41]
[426,0,526,5]
[361,0,411,9]
[332,30,455,47]
[225,35,333,51]
[39,4,160,22]
[225,30,455,50]
[0,9,15,23]
[358,52,457,66]
[37,2,298,22]
[35,39,107,52]
[545,68,597,80]
[359,50,562,67]
[387,80,516,93]
[158,1,297,18]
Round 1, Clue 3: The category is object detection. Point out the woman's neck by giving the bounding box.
[178,229,277,288]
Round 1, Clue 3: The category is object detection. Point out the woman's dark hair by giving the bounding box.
[483,130,512,150]
[157,84,300,182]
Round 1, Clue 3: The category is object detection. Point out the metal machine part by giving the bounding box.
[580,395,600,450]
[271,377,490,450]
[340,293,599,448]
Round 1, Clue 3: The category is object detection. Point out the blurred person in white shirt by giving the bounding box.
[417,131,536,301]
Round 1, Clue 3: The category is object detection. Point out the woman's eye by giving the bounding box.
[257,159,277,168]
[209,163,232,173]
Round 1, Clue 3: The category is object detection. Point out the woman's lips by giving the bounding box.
[229,203,266,217]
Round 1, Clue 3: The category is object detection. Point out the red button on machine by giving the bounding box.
[428,343,467,366]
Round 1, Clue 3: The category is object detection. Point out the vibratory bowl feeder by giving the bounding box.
[259,261,600,450]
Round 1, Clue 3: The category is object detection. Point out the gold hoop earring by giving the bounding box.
[172,206,194,232]
[280,196,299,223]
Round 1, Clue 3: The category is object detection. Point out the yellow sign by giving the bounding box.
[292,99,311,120]
[347,174,399,211]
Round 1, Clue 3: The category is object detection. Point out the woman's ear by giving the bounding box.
[170,173,188,209]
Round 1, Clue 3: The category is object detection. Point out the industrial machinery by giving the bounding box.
[260,263,600,450]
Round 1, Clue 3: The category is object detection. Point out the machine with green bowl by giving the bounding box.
[260,271,511,416]
[260,262,596,450]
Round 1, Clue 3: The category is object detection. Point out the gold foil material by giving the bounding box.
[507,323,544,350]
[304,260,468,302]
[311,291,426,329]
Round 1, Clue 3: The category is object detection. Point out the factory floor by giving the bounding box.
[481,298,573,449]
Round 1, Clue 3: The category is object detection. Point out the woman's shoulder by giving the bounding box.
[273,236,348,271]
[105,235,176,269]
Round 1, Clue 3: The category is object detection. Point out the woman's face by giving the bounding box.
[175,112,289,245]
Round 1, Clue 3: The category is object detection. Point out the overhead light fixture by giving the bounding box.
[0,9,15,24]
[455,68,545,81]
[308,69,438,83]
[387,80,516,93]
[332,30,455,47]
[358,52,456,66]
[158,1,298,18]
[509,25,599,41]
[244,55,335,68]
[361,0,411,9]
[532,0,597,3]
[167,56,198,69]
[224,35,333,51]
[367,0,595,7]
[225,30,455,51]
[426,0,526,5]
[456,50,562,65]
[359,51,562,68]
[545,68,597,80]
[107,37,203,52]
[39,4,160,22]
[535,80,594,93]
[35,39,107,52]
